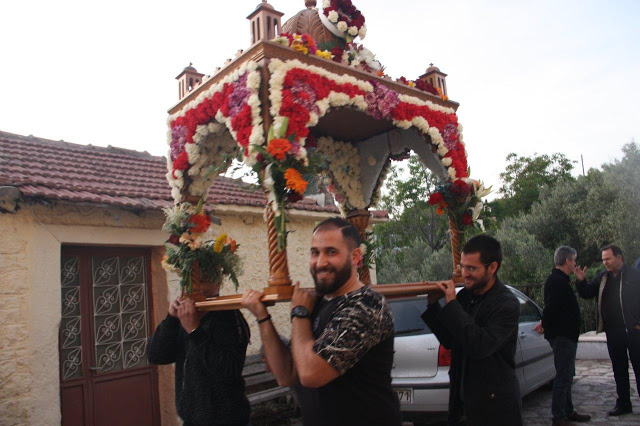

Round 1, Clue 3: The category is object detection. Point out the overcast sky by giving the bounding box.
[1,0,638,190]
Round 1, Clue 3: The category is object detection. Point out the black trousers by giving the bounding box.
[605,327,640,407]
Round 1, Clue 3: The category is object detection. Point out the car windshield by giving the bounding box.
[389,297,433,336]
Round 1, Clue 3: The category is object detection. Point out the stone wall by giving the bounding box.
[0,211,34,425]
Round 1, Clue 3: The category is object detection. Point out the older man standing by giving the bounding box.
[576,244,640,416]
[540,246,591,425]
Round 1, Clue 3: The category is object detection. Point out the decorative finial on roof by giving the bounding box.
[305,0,317,8]
[429,63,433,67]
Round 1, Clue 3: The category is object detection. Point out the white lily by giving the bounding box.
[470,201,483,221]
[476,183,492,199]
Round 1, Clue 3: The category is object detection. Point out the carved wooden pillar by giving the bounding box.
[257,61,293,295]
[346,209,372,285]
[449,217,463,282]
[265,201,292,288]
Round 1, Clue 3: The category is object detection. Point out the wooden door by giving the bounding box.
[59,247,160,426]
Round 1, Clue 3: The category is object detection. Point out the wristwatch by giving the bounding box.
[290,305,311,321]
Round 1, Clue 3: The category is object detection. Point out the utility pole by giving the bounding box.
[580,154,585,176]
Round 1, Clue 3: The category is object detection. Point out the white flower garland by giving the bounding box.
[316,136,367,212]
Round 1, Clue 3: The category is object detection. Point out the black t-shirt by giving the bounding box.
[296,286,401,426]
[602,272,625,330]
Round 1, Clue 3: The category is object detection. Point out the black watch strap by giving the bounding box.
[290,305,311,321]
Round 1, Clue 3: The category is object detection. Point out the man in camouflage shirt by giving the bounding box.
[242,217,400,426]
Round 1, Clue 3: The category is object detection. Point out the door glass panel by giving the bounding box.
[92,256,149,374]
[61,256,83,380]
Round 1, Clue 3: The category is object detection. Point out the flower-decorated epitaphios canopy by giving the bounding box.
[166,0,489,310]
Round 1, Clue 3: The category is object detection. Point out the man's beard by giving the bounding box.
[312,259,353,295]
[466,272,490,293]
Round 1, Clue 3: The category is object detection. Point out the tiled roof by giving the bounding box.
[0,130,387,218]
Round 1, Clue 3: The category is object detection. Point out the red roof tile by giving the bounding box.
[0,131,387,218]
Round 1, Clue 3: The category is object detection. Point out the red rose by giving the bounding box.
[168,234,180,245]
[428,193,443,205]
[287,191,303,203]
[462,214,473,226]
[452,179,471,197]
[305,134,317,149]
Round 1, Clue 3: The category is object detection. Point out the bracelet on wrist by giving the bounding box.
[257,314,272,324]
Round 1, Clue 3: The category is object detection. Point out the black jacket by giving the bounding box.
[542,268,581,341]
[576,263,640,333]
[422,280,522,426]
[147,310,250,425]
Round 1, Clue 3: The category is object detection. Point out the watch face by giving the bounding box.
[291,305,310,319]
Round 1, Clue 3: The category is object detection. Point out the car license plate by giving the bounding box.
[395,388,413,403]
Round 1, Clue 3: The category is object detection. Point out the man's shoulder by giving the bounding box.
[545,269,570,287]
[623,264,640,282]
[592,270,607,283]
[338,286,393,328]
[342,285,388,310]
[493,281,519,308]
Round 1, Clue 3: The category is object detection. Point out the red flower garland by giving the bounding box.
[170,77,258,174]
[272,64,469,179]
[279,68,366,142]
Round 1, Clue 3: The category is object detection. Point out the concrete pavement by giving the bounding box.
[402,359,640,426]
[522,359,640,425]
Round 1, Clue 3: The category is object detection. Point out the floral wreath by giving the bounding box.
[322,0,367,40]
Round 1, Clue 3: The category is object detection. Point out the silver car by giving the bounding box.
[389,286,555,415]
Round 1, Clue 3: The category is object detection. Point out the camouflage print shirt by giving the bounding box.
[296,285,401,426]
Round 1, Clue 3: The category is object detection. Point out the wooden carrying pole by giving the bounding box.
[194,212,465,311]
[196,281,452,311]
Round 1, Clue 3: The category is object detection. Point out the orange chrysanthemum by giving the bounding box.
[188,213,211,234]
[267,138,291,161]
[226,238,237,254]
[284,168,308,195]
[436,204,447,216]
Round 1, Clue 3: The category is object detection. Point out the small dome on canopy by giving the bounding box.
[426,63,441,73]
[254,1,274,11]
[281,0,344,46]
